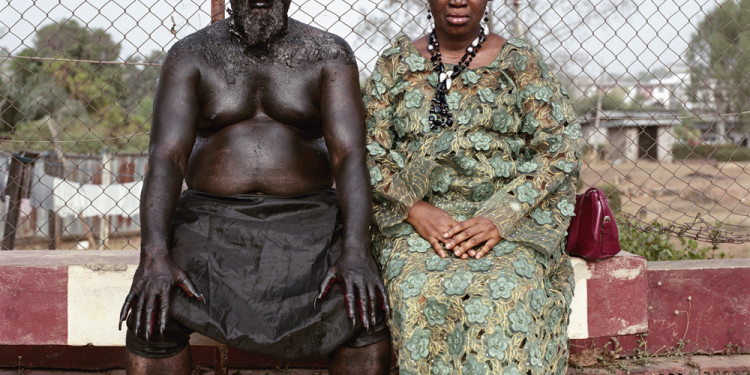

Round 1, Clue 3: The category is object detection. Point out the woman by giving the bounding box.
[363,0,581,373]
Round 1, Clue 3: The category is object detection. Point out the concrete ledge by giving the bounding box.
[570,257,750,359]
[0,250,647,348]
[8,250,749,371]
[646,258,750,355]
[569,251,647,339]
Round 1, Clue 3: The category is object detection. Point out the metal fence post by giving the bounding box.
[98,149,112,250]
[513,0,524,38]
[43,151,64,249]
[211,0,225,23]
[2,152,37,250]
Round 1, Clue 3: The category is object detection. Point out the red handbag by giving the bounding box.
[566,187,621,260]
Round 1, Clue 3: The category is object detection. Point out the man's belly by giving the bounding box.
[185,121,334,196]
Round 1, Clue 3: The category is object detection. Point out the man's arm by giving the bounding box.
[119,44,203,339]
[316,41,390,330]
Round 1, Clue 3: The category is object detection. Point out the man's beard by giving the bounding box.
[230,1,288,46]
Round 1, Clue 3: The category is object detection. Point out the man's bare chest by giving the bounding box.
[196,64,322,131]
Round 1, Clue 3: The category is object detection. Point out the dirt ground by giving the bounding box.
[580,157,750,258]
[11,158,750,258]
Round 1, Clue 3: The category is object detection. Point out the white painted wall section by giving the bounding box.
[68,265,135,346]
[568,257,590,340]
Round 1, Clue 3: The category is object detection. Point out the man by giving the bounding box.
[118,1,391,374]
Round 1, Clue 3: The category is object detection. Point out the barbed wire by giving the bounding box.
[579,110,750,123]
[0,133,150,143]
[0,54,162,67]
[620,213,750,244]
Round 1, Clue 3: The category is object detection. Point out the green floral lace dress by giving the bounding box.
[363,36,581,375]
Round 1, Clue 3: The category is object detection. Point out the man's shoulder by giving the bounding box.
[283,20,355,66]
[168,20,230,57]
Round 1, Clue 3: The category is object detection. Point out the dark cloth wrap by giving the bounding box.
[158,188,385,360]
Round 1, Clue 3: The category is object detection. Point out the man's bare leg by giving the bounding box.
[328,339,391,375]
[125,346,192,375]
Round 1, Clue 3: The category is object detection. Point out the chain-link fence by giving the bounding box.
[1,0,748,252]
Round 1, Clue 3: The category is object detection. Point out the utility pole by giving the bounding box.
[486,0,494,32]
[514,0,524,38]
[211,0,225,23]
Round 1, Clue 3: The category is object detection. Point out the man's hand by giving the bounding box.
[315,252,390,331]
[444,217,502,259]
[118,254,204,340]
[405,200,461,258]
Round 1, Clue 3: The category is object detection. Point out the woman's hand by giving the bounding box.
[405,200,460,258]
[444,218,502,259]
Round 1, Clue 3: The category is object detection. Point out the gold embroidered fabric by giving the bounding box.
[363,35,580,374]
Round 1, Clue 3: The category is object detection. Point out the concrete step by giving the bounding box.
[3,355,750,375]
[566,354,750,374]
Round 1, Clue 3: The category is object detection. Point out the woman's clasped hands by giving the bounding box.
[405,200,501,259]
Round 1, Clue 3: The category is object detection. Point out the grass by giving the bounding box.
[579,158,750,258]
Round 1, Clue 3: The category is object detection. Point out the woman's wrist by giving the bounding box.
[406,200,429,225]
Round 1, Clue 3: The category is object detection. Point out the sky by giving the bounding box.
[0,0,723,82]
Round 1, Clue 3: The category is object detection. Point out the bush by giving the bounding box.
[598,184,622,213]
[576,175,585,193]
[616,217,719,261]
[672,143,750,162]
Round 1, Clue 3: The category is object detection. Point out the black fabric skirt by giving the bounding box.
[168,188,376,361]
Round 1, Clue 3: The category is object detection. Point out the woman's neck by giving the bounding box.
[432,27,482,63]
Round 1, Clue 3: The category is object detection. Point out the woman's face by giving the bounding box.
[428,0,488,38]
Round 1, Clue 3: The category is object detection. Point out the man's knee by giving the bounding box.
[341,306,391,349]
[125,316,191,359]
[329,339,392,375]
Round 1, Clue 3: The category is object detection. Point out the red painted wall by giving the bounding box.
[571,259,750,357]
[646,260,750,354]
[0,267,67,345]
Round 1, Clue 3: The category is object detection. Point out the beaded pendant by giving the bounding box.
[427,26,488,130]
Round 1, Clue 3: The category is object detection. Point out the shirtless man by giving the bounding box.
[118,1,391,374]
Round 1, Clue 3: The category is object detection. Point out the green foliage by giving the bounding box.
[616,217,718,261]
[598,184,622,212]
[575,174,586,193]
[672,143,750,161]
[572,87,657,115]
[688,0,750,132]
[0,19,161,154]
[572,92,626,115]
[674,110,702,144]
[673,125,701,144]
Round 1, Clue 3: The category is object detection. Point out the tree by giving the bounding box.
[687,0,750,136]
[573,89,632,115]
[0,19,160,153]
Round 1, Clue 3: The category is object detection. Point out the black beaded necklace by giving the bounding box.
[427,27,487,130]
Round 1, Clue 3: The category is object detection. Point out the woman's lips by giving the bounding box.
[446,14,470,26]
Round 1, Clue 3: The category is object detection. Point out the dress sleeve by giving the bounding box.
[363,53,438,234]
[475,44,581,241]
